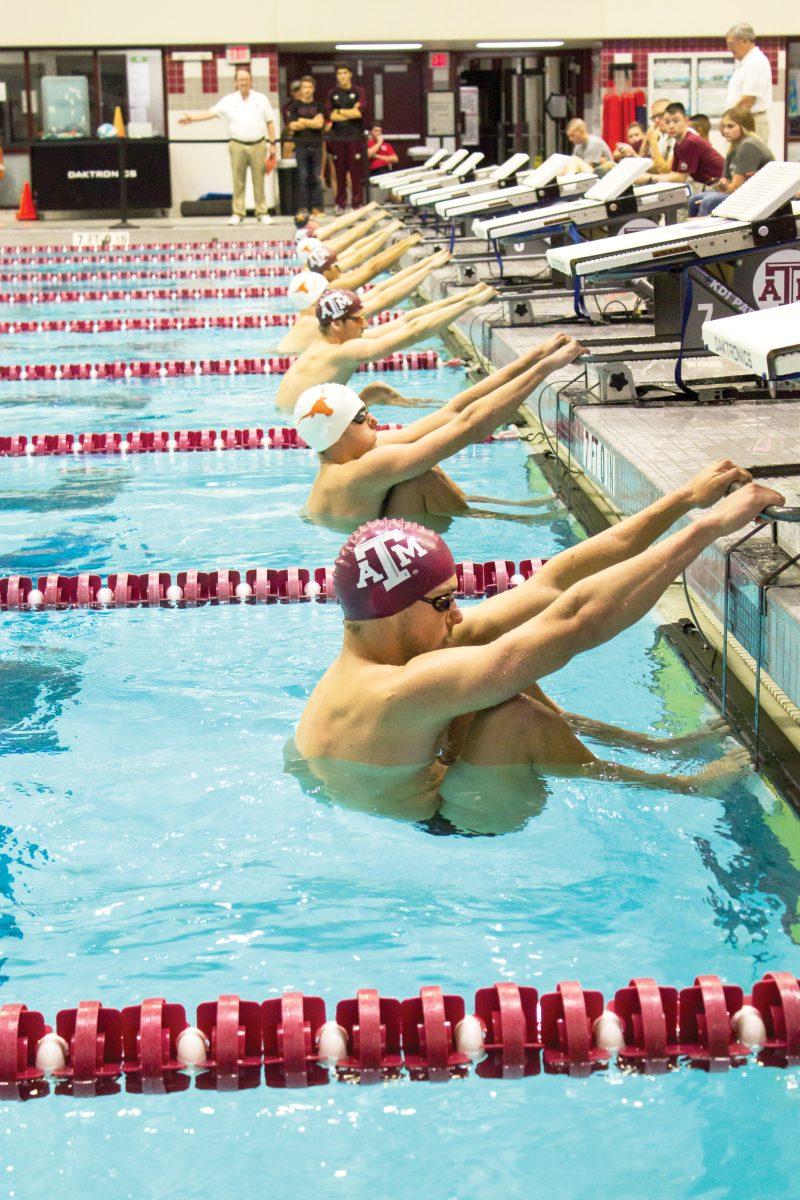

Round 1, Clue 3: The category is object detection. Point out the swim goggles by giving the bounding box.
[419,591,457,613]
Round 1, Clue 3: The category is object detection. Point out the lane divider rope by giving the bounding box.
[2,265,294,285]
[0,413,499,460]
[0,421,399,456]
[0,239,295,257]
[0,349,448,382]
[0,311,404,337]
[0,248,300,266]
[0,285,292,305]
[1,973,797,1095]
[0,557,540,609]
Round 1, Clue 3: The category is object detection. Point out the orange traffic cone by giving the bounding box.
[15,182,38,222]
[112,106,127,137]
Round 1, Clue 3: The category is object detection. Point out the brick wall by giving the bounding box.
[165,46,279,110]
[599,37,783,90]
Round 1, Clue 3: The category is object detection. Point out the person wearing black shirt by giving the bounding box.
[326,63,369,212]
[284,76,326,215]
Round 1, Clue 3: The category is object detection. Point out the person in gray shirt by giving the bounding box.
[688,105,773,216]
[566,118,612,166]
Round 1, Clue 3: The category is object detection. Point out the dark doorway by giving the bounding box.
[278,52,426,169]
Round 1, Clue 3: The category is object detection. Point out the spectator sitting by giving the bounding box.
[638,98,674,172]
[367,125,399,173]
[643,102,724,188]
[613,121,646,161]
[689,113,711,140]
[688,106,774,216]
[563,118,612,170]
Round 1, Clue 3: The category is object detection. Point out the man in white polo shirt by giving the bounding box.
[725,23,773,144]
[180,65,277,226]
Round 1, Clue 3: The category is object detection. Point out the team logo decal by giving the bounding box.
[752,249,800,307]
[317,291,353,322]
[355,532,428,591]
[307,246,330,269]
[298,394,334,423]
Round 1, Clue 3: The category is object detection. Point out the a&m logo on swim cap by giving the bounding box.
[317,290,354,323]
[355,530,428,592]
[307,244,331,270]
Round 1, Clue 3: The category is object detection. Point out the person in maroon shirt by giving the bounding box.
[645,102,724,188]
[326,63,369,212]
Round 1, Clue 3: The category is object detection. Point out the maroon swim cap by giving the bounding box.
[306,243,338,273]
[334,519,456,621]
[316,287,363,327]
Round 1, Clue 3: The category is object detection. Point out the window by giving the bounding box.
[28,51,97,138]
[99,50,165,137]
[0,51,29,145]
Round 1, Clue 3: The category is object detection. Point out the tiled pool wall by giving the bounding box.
[535,380,800,713]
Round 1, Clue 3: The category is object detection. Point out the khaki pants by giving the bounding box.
[754,112,770,144]
[229,139,268,217]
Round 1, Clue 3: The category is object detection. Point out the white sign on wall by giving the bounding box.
[427,91,456,138]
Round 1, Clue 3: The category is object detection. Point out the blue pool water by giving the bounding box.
[1,295,298,321]
[0,371,460,438]
[1,253,799,1199]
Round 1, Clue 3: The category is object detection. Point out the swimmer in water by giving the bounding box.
[291,463,780,830]
[297,202,388,256]
[298,200,386,244]
[275,283,494,413]
[301,228,425,292]
[280,249,452,354]
[293,336,583,527]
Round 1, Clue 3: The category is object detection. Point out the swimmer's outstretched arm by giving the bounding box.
[350,343,584,494]
[375,336,580,445]
[366,282,488,334]
[338,234,424,290]
[316,202,379,240]
[338,220,403,269]
[457,459,754,644]
[412,483,782,723]
[323,213,388,256]
[344,285,494,365]
[360,251,451,317]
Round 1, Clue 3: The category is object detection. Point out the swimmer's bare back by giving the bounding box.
[305,462,468,524]
[275,340,360,413]
[277,311,317,355]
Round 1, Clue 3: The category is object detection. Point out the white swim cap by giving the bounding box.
[288,270,329,311]
[297,237,324,259]
[294,383,365,452]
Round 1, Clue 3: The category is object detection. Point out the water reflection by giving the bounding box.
[694,785,800,947]
[0,646,84,755]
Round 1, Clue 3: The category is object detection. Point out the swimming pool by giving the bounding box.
[1,242,800,1200]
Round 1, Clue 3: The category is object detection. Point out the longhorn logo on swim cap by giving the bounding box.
[334,519,456,620]
[317,288,362,326]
